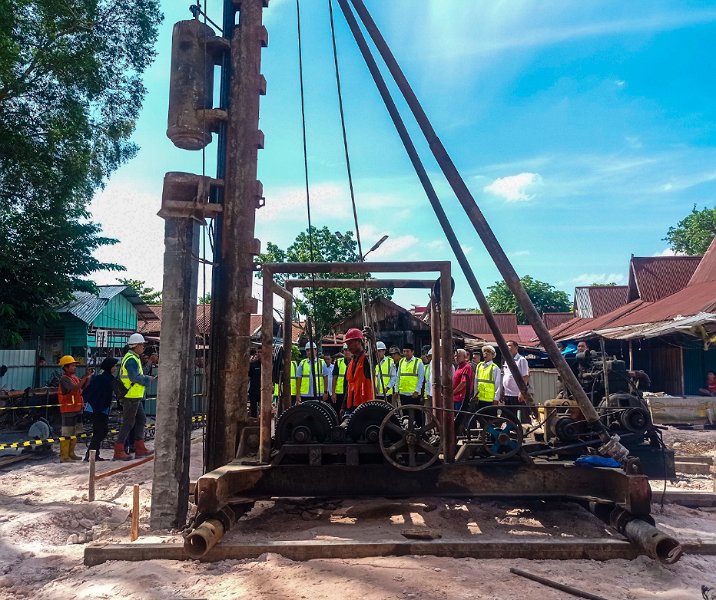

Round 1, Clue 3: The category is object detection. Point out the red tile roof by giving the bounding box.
[574,286,629,318]
[627,256,701,302]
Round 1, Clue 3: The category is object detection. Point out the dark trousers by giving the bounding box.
[88,412,109,452]
[249,394,260,418]
[503,395,527,424]
[117,399,146,444]
[399,394,423,426]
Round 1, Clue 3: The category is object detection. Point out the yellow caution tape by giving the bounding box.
[0,415,205,450]
[0,403,60,411]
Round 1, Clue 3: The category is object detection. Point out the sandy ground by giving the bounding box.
[0,427,714,600]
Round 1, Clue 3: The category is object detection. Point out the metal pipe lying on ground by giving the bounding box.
[184,505,239,559]
[510,567,610,600]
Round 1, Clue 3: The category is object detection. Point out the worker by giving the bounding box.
[395,342,425,422]
[296,342,328,403]
[421,345,432,406]
[324,353,335,399]
[125,346,159,454]
[114,333,156,461]
[501,340,530,424]
[57,355,92,462]
[82,357,118,461]
[474,345,502,411]
[332,345,350,414]
[248,348,261,418]
[374,341,393,400]
[343,328,374,414]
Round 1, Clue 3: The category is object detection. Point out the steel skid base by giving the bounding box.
[194,458,652,516]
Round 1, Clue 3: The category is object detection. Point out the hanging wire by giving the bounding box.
[328,0,378,394]
[295,0,321,398]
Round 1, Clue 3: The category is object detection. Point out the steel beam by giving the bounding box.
[264,261,449,275]
[206,0,267,471]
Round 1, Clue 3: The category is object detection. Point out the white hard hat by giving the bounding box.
[376,341,386,350]
[128,333,146,345]
[428,348,432,356]
[342,343,348,350]
[305,342,317,350]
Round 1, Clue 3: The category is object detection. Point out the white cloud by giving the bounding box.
[484,172,543,202]
[427,239,446,250]
[572,273,626,286]
[653,248,685,257]
[508,250,530,257]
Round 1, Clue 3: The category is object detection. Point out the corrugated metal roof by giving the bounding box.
[0,350,35,390]
[450,313,518,338]
[140,304,266,338]
[56,286,156,324]
[627,256,701,302]
[543,312,575,329]
[688,236,716,286]
[574,286,629,318]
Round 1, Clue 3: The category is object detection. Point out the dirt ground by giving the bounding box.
[0,427,715,600]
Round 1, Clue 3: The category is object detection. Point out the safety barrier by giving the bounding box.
[0,415,205,450]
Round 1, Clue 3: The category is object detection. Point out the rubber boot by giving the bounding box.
[68,439,82,460]
[133,439,154,458]
[59,440,72,463]
[84,450,106,462]
[113,442,132,461]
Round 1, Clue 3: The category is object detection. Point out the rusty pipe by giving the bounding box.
[184,506,238,559]
[588,503,682,564]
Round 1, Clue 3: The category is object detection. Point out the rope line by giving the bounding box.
[295,0,321,397]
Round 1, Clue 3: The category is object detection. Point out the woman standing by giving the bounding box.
[82,357,118,461]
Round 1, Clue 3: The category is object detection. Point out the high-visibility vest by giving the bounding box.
[273,361,298,397]
[58,374,83,413]
[346,353,373,409]
[398,357,420,394]
[374,358,392,396]
[120,352,145,399]
[299,358,325,395]
[334,358,347,394]
[423,363,431,398]
[476,361,497,402]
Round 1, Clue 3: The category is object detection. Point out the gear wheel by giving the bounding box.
[346,400,394,443]
[275,402,333,447]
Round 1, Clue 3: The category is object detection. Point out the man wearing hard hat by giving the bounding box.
[374,341,393,400]
[114,333,156,461]
[57,355,93,462]
[296,341,328,403]
[343,328,374,414]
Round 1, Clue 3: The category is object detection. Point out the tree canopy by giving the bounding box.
[486,276,571,324]
[0,0,162,345]
[257,227,393,338]
[117,278,162,305]
[664,205,716,256]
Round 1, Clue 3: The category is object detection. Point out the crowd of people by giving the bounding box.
[266,327,535,424]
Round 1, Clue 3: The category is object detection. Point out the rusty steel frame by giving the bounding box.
[259,261,454,463]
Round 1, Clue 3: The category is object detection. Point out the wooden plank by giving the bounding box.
[94,455,154,481]
[84,538,716,566]
[88,450,96,502]
[663,491,716,507]
[130,485,140,542]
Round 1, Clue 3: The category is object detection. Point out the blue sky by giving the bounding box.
[90,0,716,311]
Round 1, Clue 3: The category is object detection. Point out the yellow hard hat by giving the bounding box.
[58,355,79,367]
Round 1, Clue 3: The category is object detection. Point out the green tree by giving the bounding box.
[487,276,571,324]
[199,293,212,305]
[590,282,618,286]
[117,278,162,305]
[0,0,162,345]
[664,205,716,256]
[257,227,393,338]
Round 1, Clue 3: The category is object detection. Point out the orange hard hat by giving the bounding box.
[344,328,364,342]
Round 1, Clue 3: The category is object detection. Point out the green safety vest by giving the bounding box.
[375,358,392,396]
[423,363,431,398]
[334,358,347,394]
[299,358,325,395]
[273,361,298,397]
[476,361,497,402]
[398,357,420,394]
[120,352,145,400]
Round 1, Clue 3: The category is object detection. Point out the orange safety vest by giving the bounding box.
[346,352,374,409]
[58,374,83,414]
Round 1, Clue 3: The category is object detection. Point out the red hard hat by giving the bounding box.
[344,328,364,342]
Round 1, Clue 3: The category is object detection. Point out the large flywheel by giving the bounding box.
[379,405,441,471]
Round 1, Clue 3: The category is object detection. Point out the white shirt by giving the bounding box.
[296,359,329,397]
[502,353,529,397]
